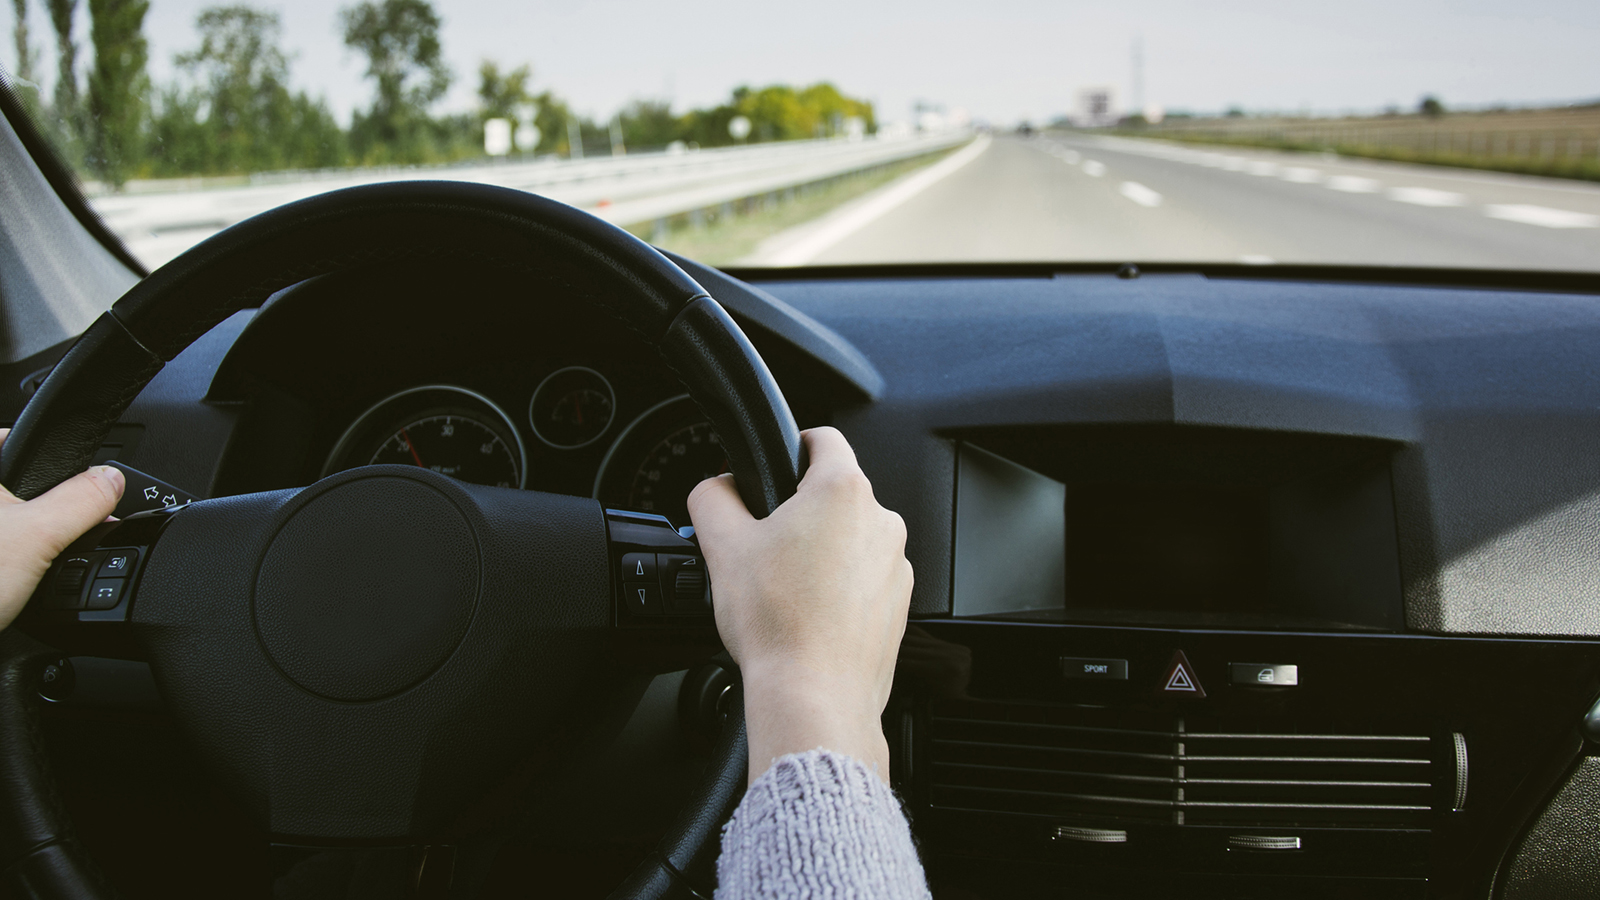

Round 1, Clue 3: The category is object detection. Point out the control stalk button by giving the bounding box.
[1231,663,1298,686]
[98,549,138,579]
[85,579,126,611]
[658,555,710,614]
[620,552,657,582]
[623,583,663,617]
[49,553,105,610]
[1059,657,1128,681]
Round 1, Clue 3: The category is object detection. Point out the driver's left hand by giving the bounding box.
[0,429,125,630]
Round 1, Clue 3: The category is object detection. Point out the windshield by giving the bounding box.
[1,0,1596,271]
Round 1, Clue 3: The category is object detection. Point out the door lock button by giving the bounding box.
[1230,663,1298,686]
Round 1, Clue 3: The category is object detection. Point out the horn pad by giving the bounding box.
[253,476,480,702]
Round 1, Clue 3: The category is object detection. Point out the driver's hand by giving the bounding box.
[688,426,913,784]
[0,429,125,630]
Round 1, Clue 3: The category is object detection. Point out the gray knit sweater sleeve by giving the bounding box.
[715,749,931,899]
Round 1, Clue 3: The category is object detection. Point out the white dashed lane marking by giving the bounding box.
[1327,176,1382,193]
[1483,204,1600,229]
[1119,182,1163,207]
[1240,255,1276,265]
[1059,137,1600,237]
[1390,187,1467,207]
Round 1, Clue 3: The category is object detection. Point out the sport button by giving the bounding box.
[1060,657,1128,681]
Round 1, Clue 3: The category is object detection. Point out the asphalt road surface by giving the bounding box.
[796,133,1600,270]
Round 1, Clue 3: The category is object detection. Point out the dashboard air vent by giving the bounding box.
[928,701,1435,828]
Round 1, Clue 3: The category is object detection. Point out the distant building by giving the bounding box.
[1074,87,1119,128]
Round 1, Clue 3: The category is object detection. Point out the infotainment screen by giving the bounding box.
[1065,481,1273,620]
[951,427,1405,631]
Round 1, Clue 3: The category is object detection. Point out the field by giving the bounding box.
[1121,106,1600,181]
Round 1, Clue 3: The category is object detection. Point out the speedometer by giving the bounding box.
[324,385,527,488]
[595,395,727,527]
[627,421,726,522]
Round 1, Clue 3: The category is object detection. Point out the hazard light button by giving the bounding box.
[1158,650,1206,698]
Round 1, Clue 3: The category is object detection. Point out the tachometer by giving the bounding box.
[367,414,520,487]
[324,385,527,488]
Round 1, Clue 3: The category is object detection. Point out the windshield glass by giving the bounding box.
[1,0,1596,271]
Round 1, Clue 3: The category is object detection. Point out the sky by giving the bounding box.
[4,0,1598,126]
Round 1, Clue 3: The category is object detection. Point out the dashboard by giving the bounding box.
[12,257,1600,899]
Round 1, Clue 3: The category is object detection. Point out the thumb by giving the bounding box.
[19,466,125,560]
[687,473,754,541]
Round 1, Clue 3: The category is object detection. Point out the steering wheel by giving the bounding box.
[0,182,804,898]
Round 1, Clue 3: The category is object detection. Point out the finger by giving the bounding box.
[0,430,13,505]
[798,426,861,478]
[18,466,125,559]
[687,472,754,539]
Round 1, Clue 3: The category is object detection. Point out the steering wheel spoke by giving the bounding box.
[20,506,177,660]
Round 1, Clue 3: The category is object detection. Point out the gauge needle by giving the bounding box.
[400,429,425,468]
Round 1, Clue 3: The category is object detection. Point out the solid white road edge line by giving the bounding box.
[1483,204,1600,229]
[756,134,993,266]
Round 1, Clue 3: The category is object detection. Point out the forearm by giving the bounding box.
[742,661,890,785]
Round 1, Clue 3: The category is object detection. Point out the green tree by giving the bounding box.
[340,0,450,163]
[149,5,346,175]
[476,59,529,121]
[11,0,37,85]
[618,98,679,150]
[475,60,587,156]
[85,0,149,185]
[1419,95,1445,117]
[9,0,46,122]
[46,0,82,155]
[678,82,875,148]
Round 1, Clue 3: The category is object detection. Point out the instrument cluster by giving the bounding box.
[323,369,725,528]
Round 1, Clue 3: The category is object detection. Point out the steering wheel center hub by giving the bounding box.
[253,474,480,702]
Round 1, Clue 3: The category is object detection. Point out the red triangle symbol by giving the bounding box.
[1159,650,1206,698]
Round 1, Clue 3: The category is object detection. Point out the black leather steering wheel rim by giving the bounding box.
[0,181,804,898]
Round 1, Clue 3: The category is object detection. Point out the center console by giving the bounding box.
[896,426,1600,899]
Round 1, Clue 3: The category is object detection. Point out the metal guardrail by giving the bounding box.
[91,131,974,268]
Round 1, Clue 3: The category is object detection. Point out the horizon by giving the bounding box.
[2,0,1596,128]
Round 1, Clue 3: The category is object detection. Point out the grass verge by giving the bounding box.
[627,147,959,267]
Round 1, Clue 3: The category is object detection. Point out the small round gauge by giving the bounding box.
[530,367,616,449]
[595,395,728,527]
[324,385,527,489]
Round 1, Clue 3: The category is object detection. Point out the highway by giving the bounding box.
[755,133,1600,270]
